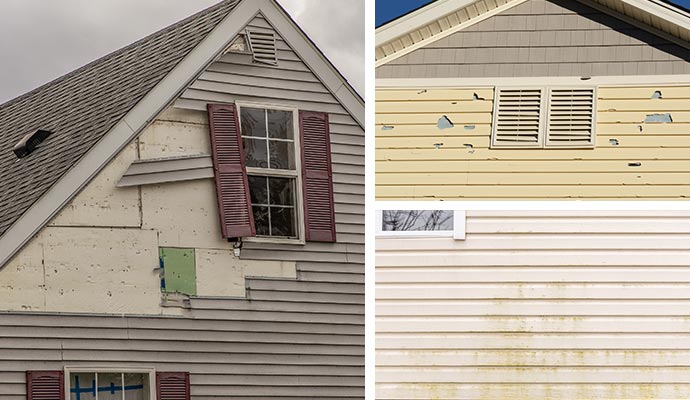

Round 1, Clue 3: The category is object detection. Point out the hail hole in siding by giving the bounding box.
[609,139,619,146]
[433,143,444,149]
[638,125,644,133]
[644,113,673,123]
[473,92,485,101]
[464,125,476,130]
[417,89,427,94]
[437,116,454,130]
[651,90,663,99]
[628,162,642,167]
[382,125,394,131]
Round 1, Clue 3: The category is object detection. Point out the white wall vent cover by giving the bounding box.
[491,88,545,148]
[546,88,596,147]
[246,30,278,65]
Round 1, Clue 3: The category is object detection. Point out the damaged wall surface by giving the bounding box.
[376,85,690,199]
[0,12,364,399]
[376,210,690,399]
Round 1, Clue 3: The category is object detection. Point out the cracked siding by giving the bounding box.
[376,85,690,199]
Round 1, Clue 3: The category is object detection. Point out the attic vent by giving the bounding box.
[546,88,596,147]
[246,30,278,65]
[491,88,544,148]
[13,129,52,159]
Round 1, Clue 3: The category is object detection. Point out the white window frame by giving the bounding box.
[63,366,156,400]
[235,101,305,245]
[490,86,597,149]
[376,210,466,240]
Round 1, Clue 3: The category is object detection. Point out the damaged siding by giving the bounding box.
[376,0,690,79]
[0,13,363,400]
[376,210,690,399]
[376,85,690,199]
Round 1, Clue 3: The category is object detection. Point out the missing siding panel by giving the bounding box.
[437,115,454,130]
[160,247,196,296]
[645,113,673,123]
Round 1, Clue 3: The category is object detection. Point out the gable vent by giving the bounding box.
[246,30,278,65]
[13,129,52,159]
[546,88,596,147]
[491,88,544,148]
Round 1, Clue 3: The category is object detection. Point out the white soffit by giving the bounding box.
[376,0,690,67]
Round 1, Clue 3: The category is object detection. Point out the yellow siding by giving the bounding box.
[376,85,690,199]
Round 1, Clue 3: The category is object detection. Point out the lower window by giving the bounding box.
[68,371,152,400]
[247,175,297,238]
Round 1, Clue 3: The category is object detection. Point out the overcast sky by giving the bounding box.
[0,0,364,104]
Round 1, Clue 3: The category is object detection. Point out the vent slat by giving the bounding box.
[547,88,596,147]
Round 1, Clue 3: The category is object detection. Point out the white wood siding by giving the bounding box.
[376,211,690,399]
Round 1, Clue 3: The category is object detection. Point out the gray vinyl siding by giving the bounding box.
[376,0,690,79]
[0,12,363,400]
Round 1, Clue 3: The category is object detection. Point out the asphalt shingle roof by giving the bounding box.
[0,0,240,238]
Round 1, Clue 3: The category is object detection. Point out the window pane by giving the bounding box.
[248,175,268,204]
[382,210,454,231]
[98,373,123,400]
[243,138,268,168]
[241,107,266,137]
[269,140,295,170]
[271,207,295,237]
[268,110,294,139]
[269,177,294,206]
[124,373,150,400]
[70,373,96,400]
[253,206,270,236]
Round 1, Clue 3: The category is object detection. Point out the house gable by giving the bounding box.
[377,0,690,79]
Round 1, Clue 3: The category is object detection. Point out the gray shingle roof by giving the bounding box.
[0,0,240,238]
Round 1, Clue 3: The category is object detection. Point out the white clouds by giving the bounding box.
[0,0,363,103]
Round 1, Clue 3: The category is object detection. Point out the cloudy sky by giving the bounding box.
[0,0,364,104]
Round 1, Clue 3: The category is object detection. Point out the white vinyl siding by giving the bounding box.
[376,210,690,399]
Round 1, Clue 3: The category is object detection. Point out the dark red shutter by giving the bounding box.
[300,111,336,242]
[156,371,190,400]
[26,370,64,400]
[207,103,255,239]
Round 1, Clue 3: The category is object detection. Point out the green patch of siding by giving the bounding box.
[160,247,196,296]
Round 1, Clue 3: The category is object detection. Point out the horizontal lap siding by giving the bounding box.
[376,0,690,79]
[376,85,690,199]
[0,14,363,400]
[376,211,690,399]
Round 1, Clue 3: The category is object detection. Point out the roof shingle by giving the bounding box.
[0,0,240,237]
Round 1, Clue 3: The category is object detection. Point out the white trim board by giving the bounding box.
[376,75,690,88]
[0,0,364,270]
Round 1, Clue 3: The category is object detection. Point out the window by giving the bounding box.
[239,104,301,240]
[491,87,596,149]
[65,370,153,400]
[376,210,465,239]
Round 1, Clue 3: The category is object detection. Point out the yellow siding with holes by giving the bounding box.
[375,86,690,200]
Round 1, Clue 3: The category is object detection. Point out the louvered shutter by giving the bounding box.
[26,370,63,400]
[207,103,255,239]
[156,372,190,400]
[546,88,596,147]
[300,111,336,243]
[491,88,545,148]
[246,30,278,65]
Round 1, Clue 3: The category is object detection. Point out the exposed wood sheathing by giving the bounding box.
[376,85,690,199]
[376,211,690,399]
[0,14,364,399]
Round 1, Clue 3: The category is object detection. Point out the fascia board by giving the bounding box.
[375,0,476,46]
[622,0,690,30]
[262,0,364,128]
[0,0,262,270]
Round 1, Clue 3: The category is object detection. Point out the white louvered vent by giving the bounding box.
[491,88,545,148]
[546,88,596,147]
[246,30,278,65]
